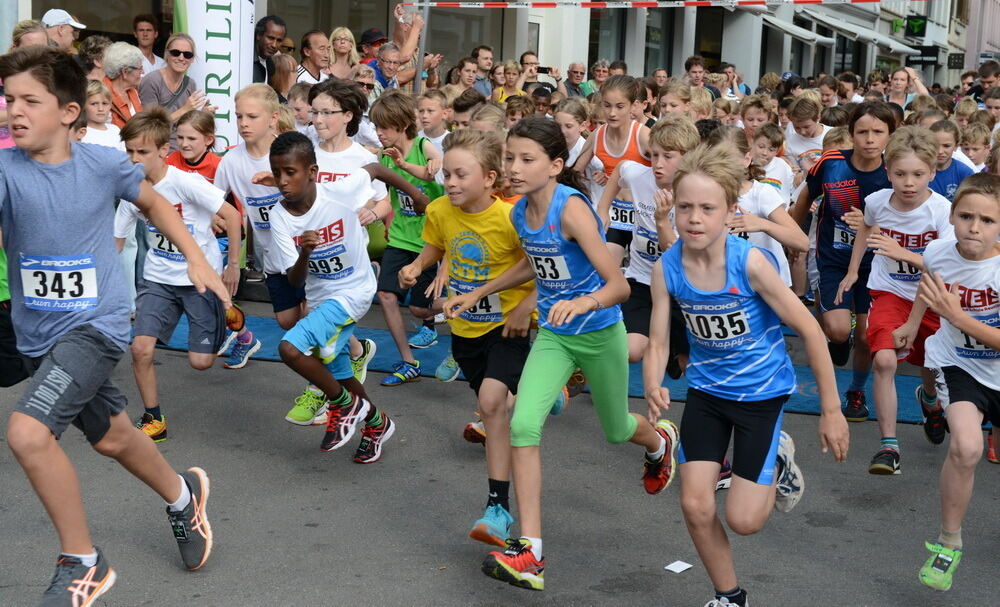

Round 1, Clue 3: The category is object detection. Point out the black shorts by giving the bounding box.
[678,387,788,486]
[15,324,128,444]
[606,227,633,248]
[622,280,689,355]
[133,280,226,354]
[934,365,1000,424]
[0,300,30,387]
[376,245,437,309]
[265,272,306,314]
[452,325,530,395]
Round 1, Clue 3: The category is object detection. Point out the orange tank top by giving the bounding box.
[594,120,649,177]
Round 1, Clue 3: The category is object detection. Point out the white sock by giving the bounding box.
[306,384,323,395]
[61,550,98,567]
[646,435,666,460]
[166,474,191,512]
[521,536,543,560]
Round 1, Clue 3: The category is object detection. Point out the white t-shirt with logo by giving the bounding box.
[863,188,954,301]
[113,166,224,286]
[214,143,284,274]
[295,65,330,85]
[923,238,1000,390]
[784,124,831,172]
[735,180,792,286]
[761,156,794,207]
[568,136,605,210]
[269,170,377,316]
[315,142,388,203]
[618,161,668,285]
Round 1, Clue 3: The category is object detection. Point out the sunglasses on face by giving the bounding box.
[281,45,295,53]
[359,82,375,90]
[168,49,195,59]
[569,70,585,75]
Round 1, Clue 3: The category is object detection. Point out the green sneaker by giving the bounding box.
[351,338,377,384]
[919,541,962,591]
[285,388,328,426]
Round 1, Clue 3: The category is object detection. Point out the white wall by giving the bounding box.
[530,7,590,74]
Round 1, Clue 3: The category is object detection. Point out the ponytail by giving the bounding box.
[557,165,591,200]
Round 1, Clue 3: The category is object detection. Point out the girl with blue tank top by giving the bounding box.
[643,143,849,607]
[445,117,679,592]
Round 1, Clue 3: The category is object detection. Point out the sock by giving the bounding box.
[166,474,191,513]
[236,329,254,344]
[645,434,666,461]
[848,370,870,392]
[422,317,435,330]
[330,388,352,408]
[881,437,899,453]
[61,550,98,567]
[487,478,511,511]
[521,536,543,560]
[306,385,323,396]
[715,586,748,606]
[920,387,938,407]
[365,407,383,426]
[145,405,162,421]
[939,527,962,550]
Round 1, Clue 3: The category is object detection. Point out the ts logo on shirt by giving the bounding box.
[294,219,345,247]
[317,172,350,183]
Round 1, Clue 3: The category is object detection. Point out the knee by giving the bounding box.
[376,291,396,306]
[602,414,637,445]
[508,414,541,447]
[726,511,767,536]
[278,341,301,364]
[479,395,507,419]
[130,341,154,365]
[872,350,897,375]
[91,431,129,458]
[854,329,869,350]
[6,415,54,458]
[409,306,431,320]
[948,435,982,468]
[825,324,851,344]
[680,493,716,527]
[189,356,213,371]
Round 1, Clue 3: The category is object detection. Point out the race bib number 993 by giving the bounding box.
[19,253,99,312]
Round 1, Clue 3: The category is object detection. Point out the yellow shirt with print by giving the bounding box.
[421,195,534,338]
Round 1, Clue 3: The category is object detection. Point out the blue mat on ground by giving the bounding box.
[162,315,924,423]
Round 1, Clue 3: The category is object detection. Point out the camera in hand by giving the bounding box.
[537,66,551,74]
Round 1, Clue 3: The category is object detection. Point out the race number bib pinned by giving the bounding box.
[449,279,502,323]
[529,254,572,282]
[609,199,635,231]
[682,309,751,343]
[832,220,856,251]
[19,253,99,312]
[246,193,281,231]
[398,190,421,217]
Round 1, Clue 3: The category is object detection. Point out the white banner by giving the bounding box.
[174,0,255,149]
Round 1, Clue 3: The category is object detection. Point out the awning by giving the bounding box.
[800,8,920,55]
[762,14,836,46]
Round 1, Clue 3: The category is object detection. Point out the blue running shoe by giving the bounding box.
[408,326,438,349]
[223,337,261,369]
[216,331,238,356]
[549,387,569,415]
[469,503,514,547]
[381,360,421,386]
[436,354,460,382]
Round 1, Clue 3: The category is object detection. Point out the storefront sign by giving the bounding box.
[906,45,939,66]
[948,53,965,69]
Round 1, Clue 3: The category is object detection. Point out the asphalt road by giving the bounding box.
[1,305,996,606]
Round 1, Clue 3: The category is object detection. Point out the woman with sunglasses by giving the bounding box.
[349,63,384,150]
[139,33,216,132]
[327,27,360,80]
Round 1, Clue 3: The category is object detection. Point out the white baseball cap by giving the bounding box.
[41,9,86,30]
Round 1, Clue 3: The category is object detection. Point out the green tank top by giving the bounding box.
[380,137,445,253]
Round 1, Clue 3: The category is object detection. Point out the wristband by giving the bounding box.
[582,294,602,310]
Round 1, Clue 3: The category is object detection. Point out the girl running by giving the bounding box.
[446,116,677,592]
[644,143,849,607]
[555,97,604,208]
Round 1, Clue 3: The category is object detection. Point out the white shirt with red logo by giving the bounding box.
[863,188,954,301]
[923,238,1000,390]
[269,170,376,317]
[314,141,388,203]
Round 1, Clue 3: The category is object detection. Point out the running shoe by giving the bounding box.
[549,387,569,415]
[168,467,213,571]
[565,369,587,398]
[320,394,372,452]
[380,360,421,386]
[918,385,947,445]
[223,337,261,369]
[843,390,870,422]
[774,431,804,513]
[716,459,733,491]
[469,503,514,547]
[245,269,265,282]
[285,388,328,426]
[216,331,238,356]
[435,354,461,382]
[38,548,116,607]
[135,413,167,443]
[408,326,438,349]
[464,417,487,444]
[919,541,963,591]
[828,335,852,367]
[482,538,545,591]
[868,447,901,475]
[351,338,377,384]
[703,597,748,607]
[988,432,999,464]
[353,414,396,463]
[642,419,679,495]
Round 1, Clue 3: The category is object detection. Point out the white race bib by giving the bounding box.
[682,309,750,342]
[19,253,99,312]
[609,199,635,230]
[529,254,572,282]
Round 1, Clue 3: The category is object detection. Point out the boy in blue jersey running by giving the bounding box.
[646,143,850,607]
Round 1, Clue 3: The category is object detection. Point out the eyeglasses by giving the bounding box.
[359,82,375,90]
[380,59,401,66]
[332,37,352,43]
[569,70,585,75]
[522,61,539,67]
[281,45,295,53]
[168,49,195,59]
[308,109,347,117]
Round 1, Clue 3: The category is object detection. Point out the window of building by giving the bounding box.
[644,8,674,77]
[694,7,725,67]
[834,35,863,74]
[813,26,832,76]
[588,8,626,67]
[36,0,172,48]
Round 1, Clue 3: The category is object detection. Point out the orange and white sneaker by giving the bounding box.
[988,432,999,464]
[39,547,116,606]
[482,538,545,591]
[135,413,167,443]
[643,420,679,495]
[168,467,213,571]
[463,414,486,444]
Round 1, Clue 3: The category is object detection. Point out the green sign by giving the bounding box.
[906,16,927,37]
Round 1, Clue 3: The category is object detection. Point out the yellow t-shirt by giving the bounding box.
[421,195,533,338]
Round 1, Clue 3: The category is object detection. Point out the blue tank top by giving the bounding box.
[662,235,796,401]
[512,184,622,335]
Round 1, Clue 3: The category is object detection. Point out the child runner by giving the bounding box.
[1,46,225,604]
[784,95,831,188]
[738,94,772,142]
[556,98,605,209]
[644,143,849,607]
[447,116,679,591]
[265,131,396,461]
[929,120,975,202]
[752,122,794,206]
[836,126,954,473]
[166,110,222,184]
[81,80,122,150]
[791,101,895,422]
[370,90,446,386]
[417,89,450,152]
[658,81,692,120]
[915,173,1000,590]
[960,123,991,172]
[287,81,319,144]
[114,108,242,442]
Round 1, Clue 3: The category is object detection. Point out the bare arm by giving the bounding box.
[597,163,624,230]
[643,259,672,422]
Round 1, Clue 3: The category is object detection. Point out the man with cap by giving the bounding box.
[253,15,286,84]
[359,28,388,66]
[41,9,85,53]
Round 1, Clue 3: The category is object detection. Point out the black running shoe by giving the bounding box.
[843,390,870,422]
[918,386,947,445]
[868,447,901,475]
[38,548,116,607]
[353,414,396,464]
[320,394,371,452]
[828,335,852,367]
[168,467,213,571]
